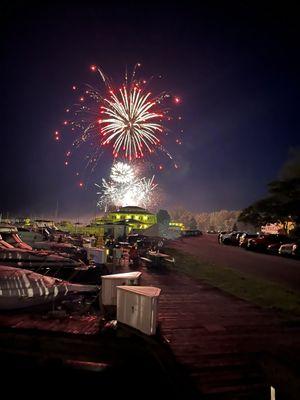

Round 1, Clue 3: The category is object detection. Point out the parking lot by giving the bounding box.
[169,234,300,292]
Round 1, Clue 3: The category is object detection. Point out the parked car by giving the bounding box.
[247,234,289,252]
[220,231,245,245]
[267,242,284,255]
[239,233,258,248]
[218,231,227,243]
[279,240,300,257]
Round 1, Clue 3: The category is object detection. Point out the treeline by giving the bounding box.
[170,149,300,235]
[169,208,247,232]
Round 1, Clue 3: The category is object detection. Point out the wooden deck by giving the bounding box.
[138,265,300,399]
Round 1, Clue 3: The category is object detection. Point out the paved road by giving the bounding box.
[169,234,300,292]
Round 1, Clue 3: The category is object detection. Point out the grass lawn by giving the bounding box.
[165,247,300,320]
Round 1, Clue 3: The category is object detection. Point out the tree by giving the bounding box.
[157,209,171,226]
[169,208,193,227]
[279,148,300,180]
[189,217,197,230]
[232,222,238,231]
[239,149,300,230]
[169,208,241,231]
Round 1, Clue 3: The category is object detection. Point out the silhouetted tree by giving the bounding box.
[232,222,238,231]
[239,149,300,230]
[189,217,197,230]
[157,209,171,226]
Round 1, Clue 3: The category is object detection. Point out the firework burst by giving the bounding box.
[109,161,135,183]
[96,162,158,210]
[101,86,164,160]
[59,63,182,173]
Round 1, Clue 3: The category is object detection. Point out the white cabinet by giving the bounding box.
[101,271,142,306]
[116,286,161,335]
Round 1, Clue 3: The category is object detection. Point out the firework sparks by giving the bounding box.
[100,86,163,160]
[96,162,157,210]
[110,161,135,184]
[60,64,182,171]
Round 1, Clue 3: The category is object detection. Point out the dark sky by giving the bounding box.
[1,1,299,218]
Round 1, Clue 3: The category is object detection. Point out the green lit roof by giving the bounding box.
[110,206,154,215]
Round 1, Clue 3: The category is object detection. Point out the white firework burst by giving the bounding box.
[110,161,135,183]
[96,162,157,210]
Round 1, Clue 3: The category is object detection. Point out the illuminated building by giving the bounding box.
[108,206,157,231]
[169,221,185,231]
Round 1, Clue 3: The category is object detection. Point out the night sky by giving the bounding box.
[1,2,299,219]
